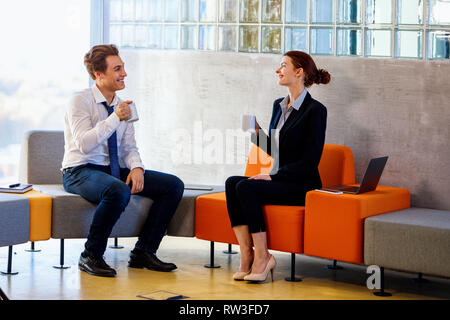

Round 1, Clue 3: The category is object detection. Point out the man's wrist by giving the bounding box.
[131,167,144,173]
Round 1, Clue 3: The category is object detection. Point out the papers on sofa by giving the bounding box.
[314,189,343,195]
[184,184,213,191]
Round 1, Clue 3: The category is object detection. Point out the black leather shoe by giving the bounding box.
[78,254,117,277]
[128,252,177,272]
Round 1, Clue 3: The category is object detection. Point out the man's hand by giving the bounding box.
[126,167,144,194]
[249,174,271,181]
[115,100,132,121]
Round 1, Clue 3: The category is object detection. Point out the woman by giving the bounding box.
[225,51,330,282]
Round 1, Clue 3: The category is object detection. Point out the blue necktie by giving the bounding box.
[102,102,120,178]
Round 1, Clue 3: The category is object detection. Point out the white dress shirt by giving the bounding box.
[61,85,144,171]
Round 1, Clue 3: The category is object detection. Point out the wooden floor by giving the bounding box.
[1,236,449,300]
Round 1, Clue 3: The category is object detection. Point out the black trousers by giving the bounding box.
[225,176,309,234]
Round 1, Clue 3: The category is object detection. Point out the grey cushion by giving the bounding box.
[364,207,450,278]
[19,130,65,184]
[0,194,30,247]
[35,185,152,239]
[35,184,224,239]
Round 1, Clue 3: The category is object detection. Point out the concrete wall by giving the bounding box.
[119,50,450,210]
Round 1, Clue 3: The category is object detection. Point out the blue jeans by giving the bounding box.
[62,164,184,257]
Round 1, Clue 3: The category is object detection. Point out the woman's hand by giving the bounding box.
[249,174,271,181]
[255,119,261,135]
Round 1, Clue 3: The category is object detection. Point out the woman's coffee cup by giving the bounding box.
[241,114,256,133]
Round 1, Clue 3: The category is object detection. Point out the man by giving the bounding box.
[62,44,184,277]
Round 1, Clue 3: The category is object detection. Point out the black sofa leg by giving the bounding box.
[285,253,302,282]
[222,243,237,255]
[0,287,9,300]
[326,260,343,270]
[53,239,70,269]
[109,237,124,249]
[25,241,41,252]
[204,241,221,268]
[1,246,18,275]
[373,267,392,297]
[413,272,430,284]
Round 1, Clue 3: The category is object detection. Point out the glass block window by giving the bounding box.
[366,0,392,24]
[285,0,307,23]
[427,30,450,59]
[396,0,423,25]
[107,0,450,60]
[338,0,362,24]
[219,26,237,51]
[395,29,423,58]
[285,27,307,51]
[181,0,198,22]
[262,0,282,23]
[337,28,362,55]
[428,0,450,25]
[165,0,179,21]
[164,25,179,49]
[365,28,391,56]
[311,0,334,24]
[181,25,198,49]
[220,0,238,22]
[240,0,259,23]
[239,25,259,52]
[199,25,216,50]
[262,26,282,53]
[200,0,216,22]
[310,28,334,54]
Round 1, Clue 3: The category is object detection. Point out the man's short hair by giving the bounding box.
[84,44,119,80]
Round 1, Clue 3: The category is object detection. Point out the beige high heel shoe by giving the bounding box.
[232,270,251,281]
[233,251,254,281]
[244,255,276,282]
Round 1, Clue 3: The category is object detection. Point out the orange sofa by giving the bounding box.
[195,143,355,280]
[304,186,410,264]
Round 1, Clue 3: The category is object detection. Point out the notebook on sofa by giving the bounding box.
[320,156,388,194]
[0,183,33,194]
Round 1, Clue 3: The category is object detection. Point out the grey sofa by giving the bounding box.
[19,130,223,268]
[363,207,450,295]
[0,193,30,275]
[364,208,450,277]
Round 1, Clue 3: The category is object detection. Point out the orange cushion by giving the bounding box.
[304,186,410,264]
[263,205,304,253]
[244,143,273,178]
[195,192,305,254]
[195,192,238,245]
[318,144,355,187]
[3,190,52,241]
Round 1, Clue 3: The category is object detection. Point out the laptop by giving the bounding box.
[321,156,388,194]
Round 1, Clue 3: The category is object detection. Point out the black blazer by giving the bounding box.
[252,92,327,189]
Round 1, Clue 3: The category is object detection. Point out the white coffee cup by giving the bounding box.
[241,114,256,133]
[127,102,139,122]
